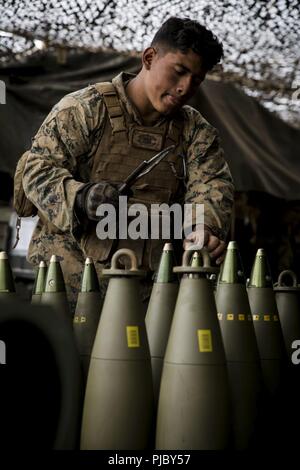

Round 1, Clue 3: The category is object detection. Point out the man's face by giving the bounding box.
[143,47,207,115]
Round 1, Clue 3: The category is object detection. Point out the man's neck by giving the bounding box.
[126,74,162,126]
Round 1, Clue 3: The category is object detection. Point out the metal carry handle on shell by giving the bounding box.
[174,248,219,274]
[274,269,299,292]
[277,270,298,287]
[111,248,139,271]
[101,248,146,278]
[182,248,211,267]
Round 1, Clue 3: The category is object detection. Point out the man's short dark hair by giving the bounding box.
[151,17,223,71]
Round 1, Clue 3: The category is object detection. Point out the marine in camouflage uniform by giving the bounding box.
[21,20,234,313]
[22,72,233,312]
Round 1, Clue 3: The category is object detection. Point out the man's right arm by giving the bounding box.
[22,89,106,235]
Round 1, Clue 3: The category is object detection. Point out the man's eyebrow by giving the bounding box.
[174,63,191,72]
[174,62,204,80]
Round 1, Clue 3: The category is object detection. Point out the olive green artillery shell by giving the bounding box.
[145,282,179,406]
[31,294,41,304]
[216,285,260,362]
[41,258,70,321]
[73,291,103,381]
[163,278,226,364]
[274,270,300,357]
[32,262,47,304]
[73,257,102,382]
[156,276,230,450]
[248,286,286,395]
[0,251,16,298]
[156,363,229,450]
[80,277,154,450]
[215,283,263,450]
[41,291,70,320]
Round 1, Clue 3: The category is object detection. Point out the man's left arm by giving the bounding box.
[183,118,234,264]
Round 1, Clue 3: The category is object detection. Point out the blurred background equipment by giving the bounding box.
[8,211,37,281]
[0,250,16,297]
[0,297,82,449]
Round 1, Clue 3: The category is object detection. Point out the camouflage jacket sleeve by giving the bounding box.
[22,86,106,234]
[182,106,234,240]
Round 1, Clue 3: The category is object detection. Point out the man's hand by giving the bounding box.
[183,224,226,265]
[75,181,120,222]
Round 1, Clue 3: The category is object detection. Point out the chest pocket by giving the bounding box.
[94,151,184,204]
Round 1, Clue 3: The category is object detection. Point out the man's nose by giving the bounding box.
[176,75,194,96]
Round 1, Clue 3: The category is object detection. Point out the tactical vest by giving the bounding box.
[79,81,185,270]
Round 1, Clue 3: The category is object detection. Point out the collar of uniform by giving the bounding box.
[112,72,167,127]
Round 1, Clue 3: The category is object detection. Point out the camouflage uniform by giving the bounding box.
[22,73,234,312]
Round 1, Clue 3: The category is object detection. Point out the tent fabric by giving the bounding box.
[194,80,300,200]
[0,0,299,128]
[0,49,299,200]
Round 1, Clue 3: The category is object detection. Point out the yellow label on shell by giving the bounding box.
[253,315,260,321]
[227,313,234,320]
[198,329,213,352]
[217,313,223,320]
[238,314,245,321]
[264,315,270,321]
[126,326,140,348]
[73,315,86,323]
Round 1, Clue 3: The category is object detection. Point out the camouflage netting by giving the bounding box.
[0,0,299,128]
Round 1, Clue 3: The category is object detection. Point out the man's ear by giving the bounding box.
[142,47,157,70]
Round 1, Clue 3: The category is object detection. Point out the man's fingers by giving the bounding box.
[209,241,226,259]
[206,235,220,252]
[183,239,200,251]
[183,233,197,251]
[183,239,191,250]
[186,231,197,241]
[185,228,210,247]
[216,254,226,265]
[183,230,227,265]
